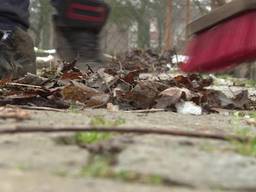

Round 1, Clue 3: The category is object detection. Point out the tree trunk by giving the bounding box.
[157,17,163,51]
[136,0,150,49]
[185,0,191,39]
[163,0,173,51]
[137,19,150,49]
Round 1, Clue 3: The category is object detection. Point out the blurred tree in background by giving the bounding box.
[30,0,53,49]
[28,0,228,52]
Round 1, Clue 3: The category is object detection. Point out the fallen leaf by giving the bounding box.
[15,73,48,86]
[121,70,141,84]
[85,94,110,108]
[62,81,109,107]
[60,71,85,80]
[155,87,194,109]
[116,81,165,109]
[0,107,30,120]
[209,90,250,110]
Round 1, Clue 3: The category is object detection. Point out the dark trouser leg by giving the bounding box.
[0,0,35,78]
[0,0,30,30]
[51,0,110,71]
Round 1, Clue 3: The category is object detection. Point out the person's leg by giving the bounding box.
[0,0,36,79]
[51,0,110,71]
[0,0,30,30]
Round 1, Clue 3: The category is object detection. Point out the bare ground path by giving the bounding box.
[0,109,255,192]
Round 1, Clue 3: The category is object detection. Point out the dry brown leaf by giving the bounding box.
[116,81,165,109]
[15,73,48,86]
[155,87,194,109]
[62,81,109,107]
[60,71,84,80]
[0,107,30,120]
[208,90,250,110]
[85,94,110,108]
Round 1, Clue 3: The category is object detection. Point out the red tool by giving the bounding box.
[181,0,256,73]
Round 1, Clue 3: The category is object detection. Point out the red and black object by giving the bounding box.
[55,0,110,32]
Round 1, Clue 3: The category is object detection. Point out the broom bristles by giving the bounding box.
[181,11,256,73]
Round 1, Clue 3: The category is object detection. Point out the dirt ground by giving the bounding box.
[0,108,256,192]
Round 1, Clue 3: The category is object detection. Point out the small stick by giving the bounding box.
[0,126,249,143]
[6,83,42,89]
[7,105,66,112]
[125,109,166,113]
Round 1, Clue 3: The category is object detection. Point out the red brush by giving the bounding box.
[181,0,256,73]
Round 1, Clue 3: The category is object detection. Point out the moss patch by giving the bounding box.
[56,116,126,146]
[74,116,126,145]
[233,138,256,157]
[80,155,166,186]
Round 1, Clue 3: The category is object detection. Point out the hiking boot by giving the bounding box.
[54,26,103,72]
[0,27,36,79]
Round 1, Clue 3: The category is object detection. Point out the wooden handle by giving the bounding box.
[188,0,256,36]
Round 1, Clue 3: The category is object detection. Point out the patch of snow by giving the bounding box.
[172,55,188,64]
[36,55,55,63]
[176,101,202,116]
[34,47,56,54]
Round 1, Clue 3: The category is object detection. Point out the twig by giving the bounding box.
[6,83,42,89]
[125,109,166,113]
[7,105,66,112]
[0,126,249,143]
[96,72,113,95]
[118,61,123,72]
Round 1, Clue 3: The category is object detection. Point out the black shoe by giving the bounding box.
[54,26,103,72]
[0,27,36,79]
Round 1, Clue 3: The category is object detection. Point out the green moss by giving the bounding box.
[248,112,256,119]
[242,79,256,88]
[80,155,165,185]
[215,74,232,80]
[15,164,29,171]
[67,103,82,113]
[229,115,256,157]
[74,132,112,145]
[233,138,256,157]
[74,116,126,145]
[90,116,126,127]
[231,112,254,134]
[80,155,113,177]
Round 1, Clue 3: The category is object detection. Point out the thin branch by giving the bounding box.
[6,83,42,89]
[7,105,66,112]
[124,109,166,113]
[0,126,250,143]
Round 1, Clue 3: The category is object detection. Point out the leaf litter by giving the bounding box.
[0,49,253,115]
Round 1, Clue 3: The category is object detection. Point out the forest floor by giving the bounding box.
[1,106,256,192]
[1,50,256,191]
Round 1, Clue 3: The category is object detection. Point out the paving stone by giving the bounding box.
[0,109,242,134]
[0,134,88,175]
[115,135,256,191]
[0,109,252,191]
[0,170,197,192]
